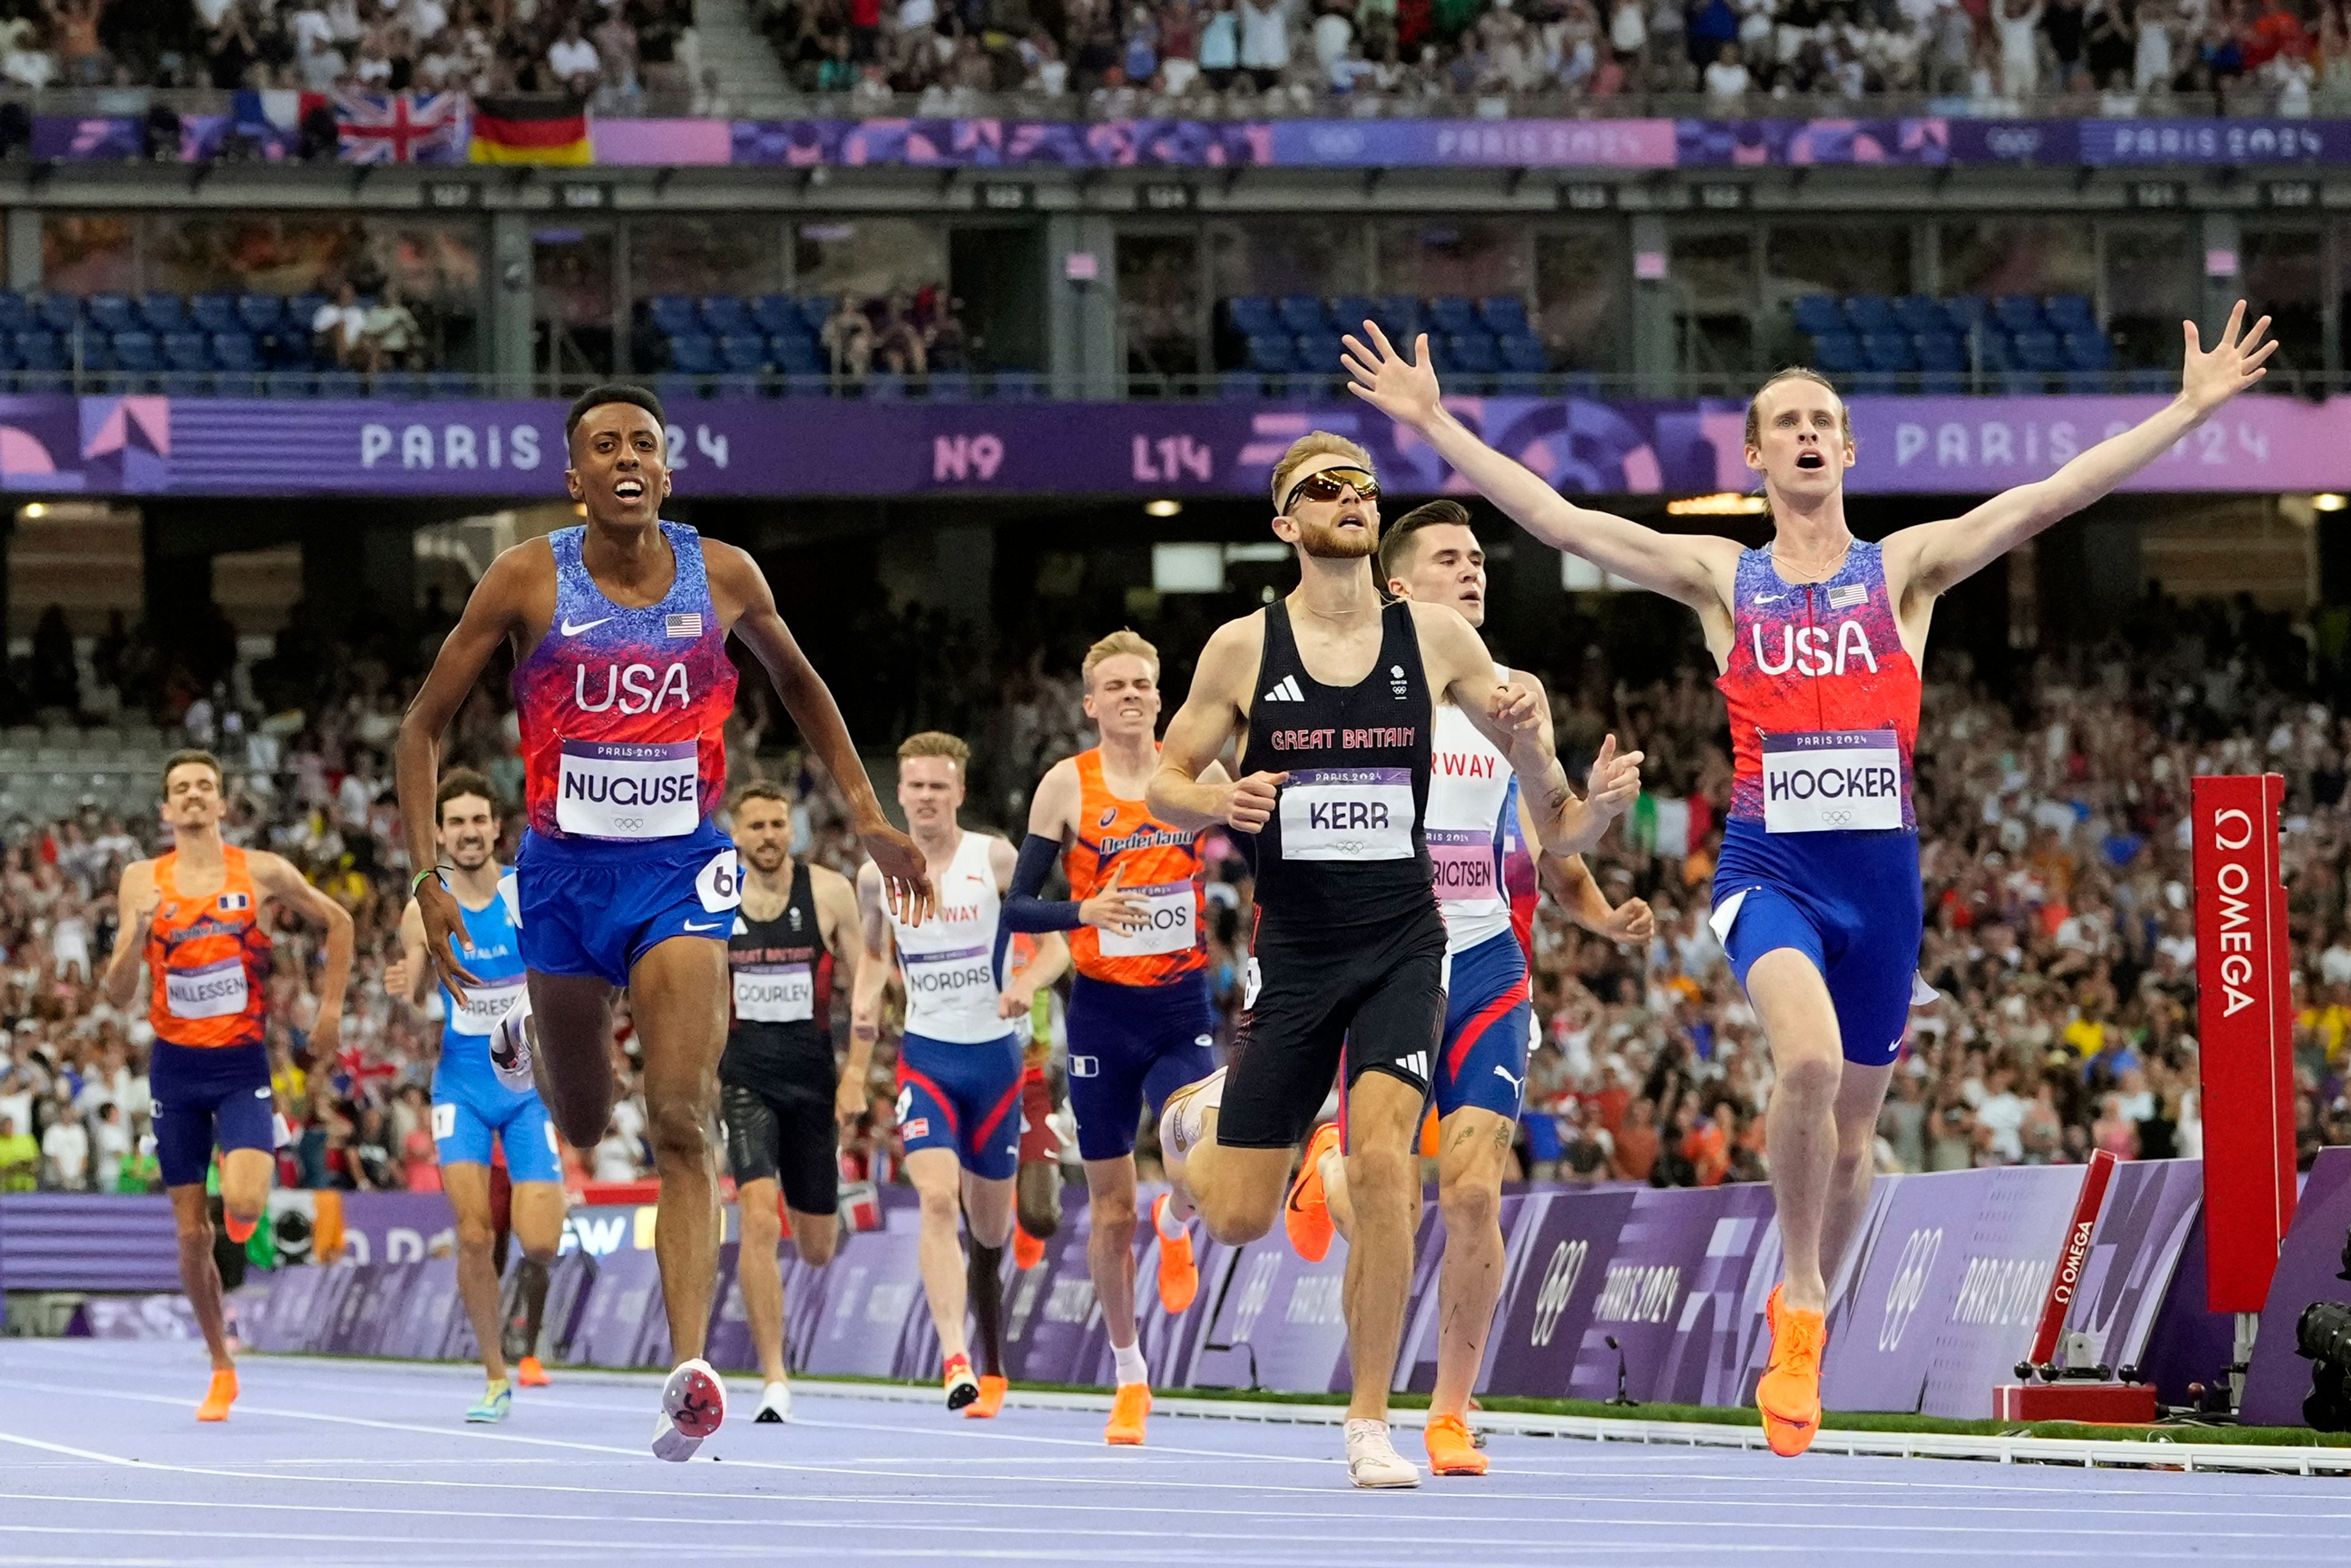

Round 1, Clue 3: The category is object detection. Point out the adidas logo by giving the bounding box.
[1262,675,1305,703]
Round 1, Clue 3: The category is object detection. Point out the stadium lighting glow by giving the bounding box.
[1145,498,1183,518]
[1665,493,1769,516]
[2314,493,2348,512]
[19,503,44,519]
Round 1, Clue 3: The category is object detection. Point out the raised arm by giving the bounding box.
[1343,323,1738,612]
[250,850,355,1063]
[1888,302,2275,601]
[1146,618,1281,835]
[710,542,932,925]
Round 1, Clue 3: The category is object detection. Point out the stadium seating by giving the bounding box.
[1791,291,2130,394]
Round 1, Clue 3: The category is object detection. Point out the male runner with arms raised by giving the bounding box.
[396,384,929,1462]
[1005,629,1224,1446]
[105,749,353,1421]
[388,770,563,1423]
[855,732,1068,1417]
[1343,304,2274,1456]
[721,780,867,1425]
[1284,500,1654,1476]
[1146,434,1642,1487]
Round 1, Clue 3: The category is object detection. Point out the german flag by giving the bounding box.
[468,94,591,165]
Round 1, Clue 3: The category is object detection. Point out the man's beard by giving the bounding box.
[1297,517,1378,560]
[746,845,789,874]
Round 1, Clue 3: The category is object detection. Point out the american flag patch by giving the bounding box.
[665,612,703,638]
[218,891,251,911]
[1828,583,1868,609]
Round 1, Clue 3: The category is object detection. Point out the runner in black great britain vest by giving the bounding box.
[1144,432,1643,1489]
[1344,302,2279,1458]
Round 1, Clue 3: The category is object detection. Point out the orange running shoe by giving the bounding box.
[966,1374,1008,1419]
[1757,1283,1826,1458]
[944,1352,980,1411]
[1013,1226,1046,1271]
[197,1368,238,1422]
[1424,1412,1487,1476]
[1152,1193,1197,1315]
[1104,1382,1151,1446]
[1283,1122,1342,1263]
[516,1356,550,1387]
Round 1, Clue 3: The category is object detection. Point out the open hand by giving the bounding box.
[1340,321,1445,431]
[2181,299,2276,415]
[415,879,481,1006]
[1584,734,1644,823]
[1080,863,1150,936]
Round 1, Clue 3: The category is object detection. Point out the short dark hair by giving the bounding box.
[564,383,666,452]
[730,780,792,814]
[161,749,222,792]
[1378,498,1475,586]
[435,769,499,825]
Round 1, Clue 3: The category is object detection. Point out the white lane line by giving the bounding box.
[0,1433,141,1467]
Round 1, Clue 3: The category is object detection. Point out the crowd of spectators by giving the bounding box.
[4,577,2350,1204]
[752,0,2351,115]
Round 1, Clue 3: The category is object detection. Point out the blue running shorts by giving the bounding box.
[516,820,740,988]
[149,1040,272,1189]
[432,1056,563,1184]
[1065,971,1217,1162]
[896,1032,1024,1181]
[1432,929,1537,1122]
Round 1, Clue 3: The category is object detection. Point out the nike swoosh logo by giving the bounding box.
[681,920,724,932]
[561,617,613,636]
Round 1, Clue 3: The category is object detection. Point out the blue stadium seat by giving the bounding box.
[717,335,769,375]
[13,330,62,372]
[994,370,1046,401]
[1275,295,1327,336]
[189,293,238,336]
[771,336,823,377]
[2009,330,2063,373]
[1791,295,1846,336]
[209,332,258,371]
[1293,332,1344,373]
[1498,333,1548,374]
[2063,332,2114,372]
[650,372,704,404]
[1861,331,1916,373]
[1943,294,1992,336]
[286,293,329,328]
[1808,331,1862,375]
[1914,332,1967,372]
[1217,370,1263,400]
[1224,296,1279,339]
[926,370,973,400]
[1448,333,1501,375]
[315,368,362,398]
[86,294,136,336]
[700,296,756,336]
[160,332,209,375]
[266,370,318,398]
[666,334,721,376]
[1427,296,1479,337]
[2045,293,2098,334]
[425,370,475,398]
[235,293,283,334]
[138,295,187,334]
[797,296,836,338]
[1327,296,1376,335]
[749,294,803,337]
[2124,367,2175,395]
[0,293,28,335]
[1371,294,1423,340]
[647,295,699,336]
[1479,296,1531,336]
[1993,294,2045,334]
[1892,294,1948,336]
[370,370,424,399]
[110,331,160,373]
[1244,334,1295,375]
[1844,295,1899,334]
[33,294,78,334]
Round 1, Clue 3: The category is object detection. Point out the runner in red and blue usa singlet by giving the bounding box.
[1709,539,1925,1068]
[509,520,744,986]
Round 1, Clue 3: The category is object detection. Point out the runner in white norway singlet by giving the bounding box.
[890,830,1009,1045]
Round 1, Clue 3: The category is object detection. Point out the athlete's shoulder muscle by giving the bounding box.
[985,832,1019,891]
[699,537,765,623]
[1191,612,1265,704]
[1027,756,1084,840]
[1406,598,1490,691]
[809,863,859,948]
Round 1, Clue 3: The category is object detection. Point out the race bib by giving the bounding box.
[1760,729,1905,834]
[734,962,814,1023]
[555,739,699,839]
[1096,881,1199,958]
[1426,827,1502,901]
[165,956,248,1021]
[694,848,741,912]
[447,977,526,1037]
[902,944,1000,1037]
[1278,767,1416,861]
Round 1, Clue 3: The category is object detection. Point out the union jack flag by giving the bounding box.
[333,90,467,164]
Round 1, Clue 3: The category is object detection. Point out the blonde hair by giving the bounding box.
[1744,367,1853,452]
[1082,629,1159,687]
[897,731,970,771]
[1269,432,1375,512]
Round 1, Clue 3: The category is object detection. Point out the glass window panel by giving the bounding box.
[2241,227,2323,381]
[1534,228,1626,372]
[1374,220,1529,302]
[1205,220,1371,301]
[2101,221,2195,370]
[794,219,948,304]
[1668,229,1757,377]
[42,216,133,294]
[137,215,483,306]
[631,217,784,301]
[1763,223,1911,308]
[1118,233,1203,377]
[1937,220,2097,299]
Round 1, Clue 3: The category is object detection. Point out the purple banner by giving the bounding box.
[1480,1186,1637,1397]
[1676,117,1948,167]
[2241,1146,2351,1425]
[0,1193,180,1292]
[6,392,2341,502]
[378,1258,461,1361]
[2061,1158,2205,1374]
[75,1294,200,1339]
[568,1247,664,1368]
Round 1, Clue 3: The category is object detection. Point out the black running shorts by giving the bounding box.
[1217,906,1446,1150]
[719,1077,838,1217]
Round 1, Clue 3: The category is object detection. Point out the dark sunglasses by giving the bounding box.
[1282,465,1381,514]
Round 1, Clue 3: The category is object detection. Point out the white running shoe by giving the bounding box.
[1158,1067,1226,1164]
[1345,1419,1422,1490]
[651,1358,726,1462]
[487,991,536,1095]
[754,1381,793,1424]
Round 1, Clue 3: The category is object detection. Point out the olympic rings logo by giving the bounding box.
[1820,809,1856,828]
[610,816,645,833]
[1529,1239,1589,1347]
[1879,1227,1943,1352]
